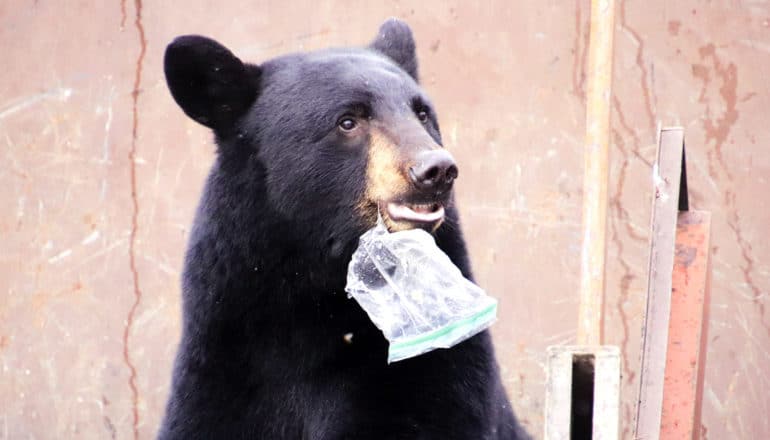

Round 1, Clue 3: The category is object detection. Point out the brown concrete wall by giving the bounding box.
[1,1,768,438]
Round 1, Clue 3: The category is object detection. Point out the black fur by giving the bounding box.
[158,19,529,440]
[370,18,419,81]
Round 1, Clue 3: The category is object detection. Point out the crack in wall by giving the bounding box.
[613,96,652,170]
[121,1,146,439]
[726,191,768,336]
[571,0,589,101]
[619,0,656,138]
[609,126,633,377]
[612,96,651,242]
[610,96,645,439]
[610,188,636,439]
[120,0,127,29]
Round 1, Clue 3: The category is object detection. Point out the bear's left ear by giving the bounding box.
[164,35,259,132]
[369,18,418,81]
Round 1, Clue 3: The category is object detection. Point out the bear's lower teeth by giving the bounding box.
[386,202,445,223]
[410,204,435,213]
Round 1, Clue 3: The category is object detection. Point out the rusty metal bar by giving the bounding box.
[577,0,616,346]
[660,211,712,439]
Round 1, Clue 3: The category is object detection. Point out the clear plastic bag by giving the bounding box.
[345,219,498,363]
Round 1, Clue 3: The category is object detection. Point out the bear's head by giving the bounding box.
[164,19,459,260]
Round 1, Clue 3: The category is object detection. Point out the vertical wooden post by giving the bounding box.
[544,1,621,438]
[577,0,616,346]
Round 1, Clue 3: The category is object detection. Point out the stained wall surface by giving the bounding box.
[1,1,768,438]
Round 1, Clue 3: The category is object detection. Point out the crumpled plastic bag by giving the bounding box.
[345,219,498,363]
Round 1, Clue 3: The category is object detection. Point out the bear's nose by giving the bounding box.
[408,150,459,193]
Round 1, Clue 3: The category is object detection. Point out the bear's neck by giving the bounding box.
[181,153,358,330]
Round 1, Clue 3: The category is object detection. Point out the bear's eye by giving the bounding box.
[338,117,358,132]
[417,110,429,124]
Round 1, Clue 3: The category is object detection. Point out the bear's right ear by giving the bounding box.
[369,18,419,81]
[164,35,259,131]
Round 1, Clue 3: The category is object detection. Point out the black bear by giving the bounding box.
[158,19,529,440]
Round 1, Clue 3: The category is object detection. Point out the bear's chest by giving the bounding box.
[241,333,495,440]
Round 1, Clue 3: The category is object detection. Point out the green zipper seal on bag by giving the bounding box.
[388,302,497,363]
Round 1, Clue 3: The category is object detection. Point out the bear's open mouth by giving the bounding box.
[386,202,445,224]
